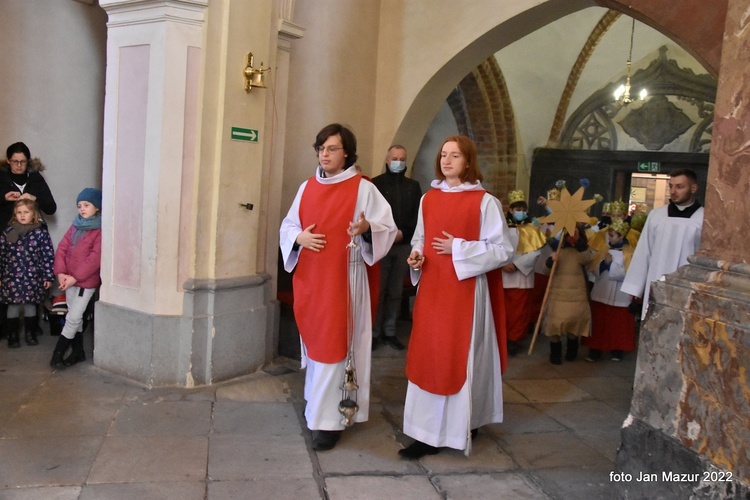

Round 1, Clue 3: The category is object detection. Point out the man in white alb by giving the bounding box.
[621,169,704,319]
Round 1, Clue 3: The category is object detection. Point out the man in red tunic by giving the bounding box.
[280,124,396,451]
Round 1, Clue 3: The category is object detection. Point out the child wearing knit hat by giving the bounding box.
[49,188,102,369]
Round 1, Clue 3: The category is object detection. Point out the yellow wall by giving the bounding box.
[195,0,276,280]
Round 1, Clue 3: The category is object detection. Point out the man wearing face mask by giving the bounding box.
[371,145,422,350]
[501,190,546,356]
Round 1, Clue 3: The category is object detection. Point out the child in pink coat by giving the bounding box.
[49,188,102,369]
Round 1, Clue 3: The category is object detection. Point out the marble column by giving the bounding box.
[614,0,750,497]
[95,0,277,386]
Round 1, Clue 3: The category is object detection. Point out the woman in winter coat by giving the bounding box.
[0,141,57,338]
[0,141,56,228]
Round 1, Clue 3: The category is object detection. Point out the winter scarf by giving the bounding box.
[72,214,102,246]
[5,220,41,244]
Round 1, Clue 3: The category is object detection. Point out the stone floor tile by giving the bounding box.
[506,379,594,404]
[0,436,103,488]
[325,475,442,500]
[499,431,604,469]
[87,436,207,483]
[80,481,206,500]
[110,400,212,436]
[0,336,56,374]
[370,375,408,404]
[0,486,81,500]
[503,354,562,380]
[316,414,422,475]
[421,434,515,473]
[532,463,618,500]
[208,478,321,499]
[370,356,407,376]
[573,427,623,464]
[601,397,632,414]
[36,367,129,402]
[534,400,625,433]
[435,472,550,499]
[485,403,566,435]
[1,400,119,438]
[567,376,634,401]
[502,382,529,403]
[215,371,291,402]
[211,401,301,436]
[208,434,312,480]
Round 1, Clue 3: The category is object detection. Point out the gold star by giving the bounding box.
[541,187,596,237]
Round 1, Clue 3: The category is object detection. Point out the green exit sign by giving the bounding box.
[637,161,660,173]
[231,127,258,142]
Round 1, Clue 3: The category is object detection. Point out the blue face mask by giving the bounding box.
[513,211,527,222]
[388,160,407,173]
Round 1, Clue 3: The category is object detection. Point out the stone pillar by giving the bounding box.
[258,17,305,360]
[95,0,276,386]
[614,0,750,497]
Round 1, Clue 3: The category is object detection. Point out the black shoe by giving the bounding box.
[398,440,440,459]
[565,337,579,361]
[611,350,624,361]
[23,317,39,346]
[5,318,21,348]
[549,341,562,365]
[63,332,85,366]
[63,350,86,366]
[312,430,342,451]
[585,349,602,362]
[382,336,405,350]
[50,336,73,369]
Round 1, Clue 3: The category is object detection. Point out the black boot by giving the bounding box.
[398,440,441,459]
[50,336,73,369]
[23,316,39,346]
[63,332,86,366]
[5,318,21,348]
[565,337,579,361]
[549,341,562,365]
[33,304,45,336]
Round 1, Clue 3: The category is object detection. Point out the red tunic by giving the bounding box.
[503,287,532,342]
[293,174,360,363]
[406,189,484,395]
[487,268,508,374]
[582,302,636,352]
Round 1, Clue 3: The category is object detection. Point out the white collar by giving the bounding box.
[430,179,484,192]
[315,165,358,184]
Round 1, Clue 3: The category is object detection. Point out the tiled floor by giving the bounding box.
[0,319,636,499]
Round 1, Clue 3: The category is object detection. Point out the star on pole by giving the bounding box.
[541,187,596,237]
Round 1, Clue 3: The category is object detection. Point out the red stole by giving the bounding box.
[406,189,484,395]
[293,174,360,363]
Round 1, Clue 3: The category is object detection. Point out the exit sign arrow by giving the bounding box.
[231,127,258,142]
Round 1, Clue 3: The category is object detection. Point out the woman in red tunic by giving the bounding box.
[399,136,514,459]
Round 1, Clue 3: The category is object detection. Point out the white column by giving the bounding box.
[97,0,207,385]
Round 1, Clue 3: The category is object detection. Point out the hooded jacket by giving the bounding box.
[0,158,57,227]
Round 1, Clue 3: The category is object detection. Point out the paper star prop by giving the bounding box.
[540,187,596,237]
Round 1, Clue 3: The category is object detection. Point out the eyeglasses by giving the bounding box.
[9,159,27,166]
[316,146,343,154]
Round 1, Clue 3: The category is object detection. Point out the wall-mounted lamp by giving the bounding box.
[243,53,270,92]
